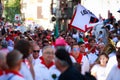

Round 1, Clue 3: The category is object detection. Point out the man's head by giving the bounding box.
[97,42,105,52]
[71,43,80,59]
[32,44,40,59]
[7,50,23,70]
[14,39,32,59]
[78,42,86,53]
[42,46,55,63]
[88,38,96,46]
[55,48,72,72]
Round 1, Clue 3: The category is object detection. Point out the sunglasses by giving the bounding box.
[33,50,39,53]
[45,52,54,55]
[73,48,80,52]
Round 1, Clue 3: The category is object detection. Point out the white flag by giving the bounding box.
[69,4,99,32]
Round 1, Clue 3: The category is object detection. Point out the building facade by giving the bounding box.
[20,0,120,30]
[21,0,54,30]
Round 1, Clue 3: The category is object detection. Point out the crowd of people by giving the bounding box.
[0,12,119,80]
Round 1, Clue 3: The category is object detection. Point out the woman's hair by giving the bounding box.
[97,53,109,64]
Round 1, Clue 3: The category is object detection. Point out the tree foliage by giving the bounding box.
[4,0,21,22]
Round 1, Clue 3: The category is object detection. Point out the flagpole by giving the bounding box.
[54,19,59,39]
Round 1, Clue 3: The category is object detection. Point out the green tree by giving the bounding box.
[4,0,21,22]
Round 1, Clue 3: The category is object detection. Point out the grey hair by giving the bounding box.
[42,46,55,53]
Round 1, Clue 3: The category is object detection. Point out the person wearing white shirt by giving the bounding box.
[72,32,80,43]
[5,50,25,80]
[71,42,90,75]
[105,42,119,77]
[34,46,60,80]
[91,53,109,80]
[106,49,120,80]
[14,40,34,80]
[31,44,41,66]
[85,38,98,66]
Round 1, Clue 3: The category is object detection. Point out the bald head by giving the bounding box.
[32,44,40,59]
[33,45,40,50]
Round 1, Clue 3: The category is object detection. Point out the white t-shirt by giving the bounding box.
[5,73,25,80]
[34,63,60,80]
[20,62,33,80]
[71,55,90,75]
[81,56,90,75]
[91,64,106,80]
[106,65,120,80]
[105,55,117,77]
[32,58,41,66]
[85,48,98,65]
[70,55,76,63]
[86,52,98,65]
[2,71,25,80]
[72,33,80,42]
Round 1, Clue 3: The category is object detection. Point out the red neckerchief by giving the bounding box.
[76,54,83,63]
[83,38,88,42]
[86,44,96,53]
[23,59,30,69]
[0,70,4,75]
[83,52,87,56]
[40,57,54,69]
[70,53,83,63]
[118,65,120,69]
[5,70,23,78]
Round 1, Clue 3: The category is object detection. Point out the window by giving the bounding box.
[38,0,42,2]
[37,6,43,19]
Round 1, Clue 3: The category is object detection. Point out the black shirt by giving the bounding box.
[58,66,85,80]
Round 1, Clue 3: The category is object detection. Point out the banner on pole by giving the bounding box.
[69,4,99,32]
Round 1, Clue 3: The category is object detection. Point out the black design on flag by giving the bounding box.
[89,16,99,23]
